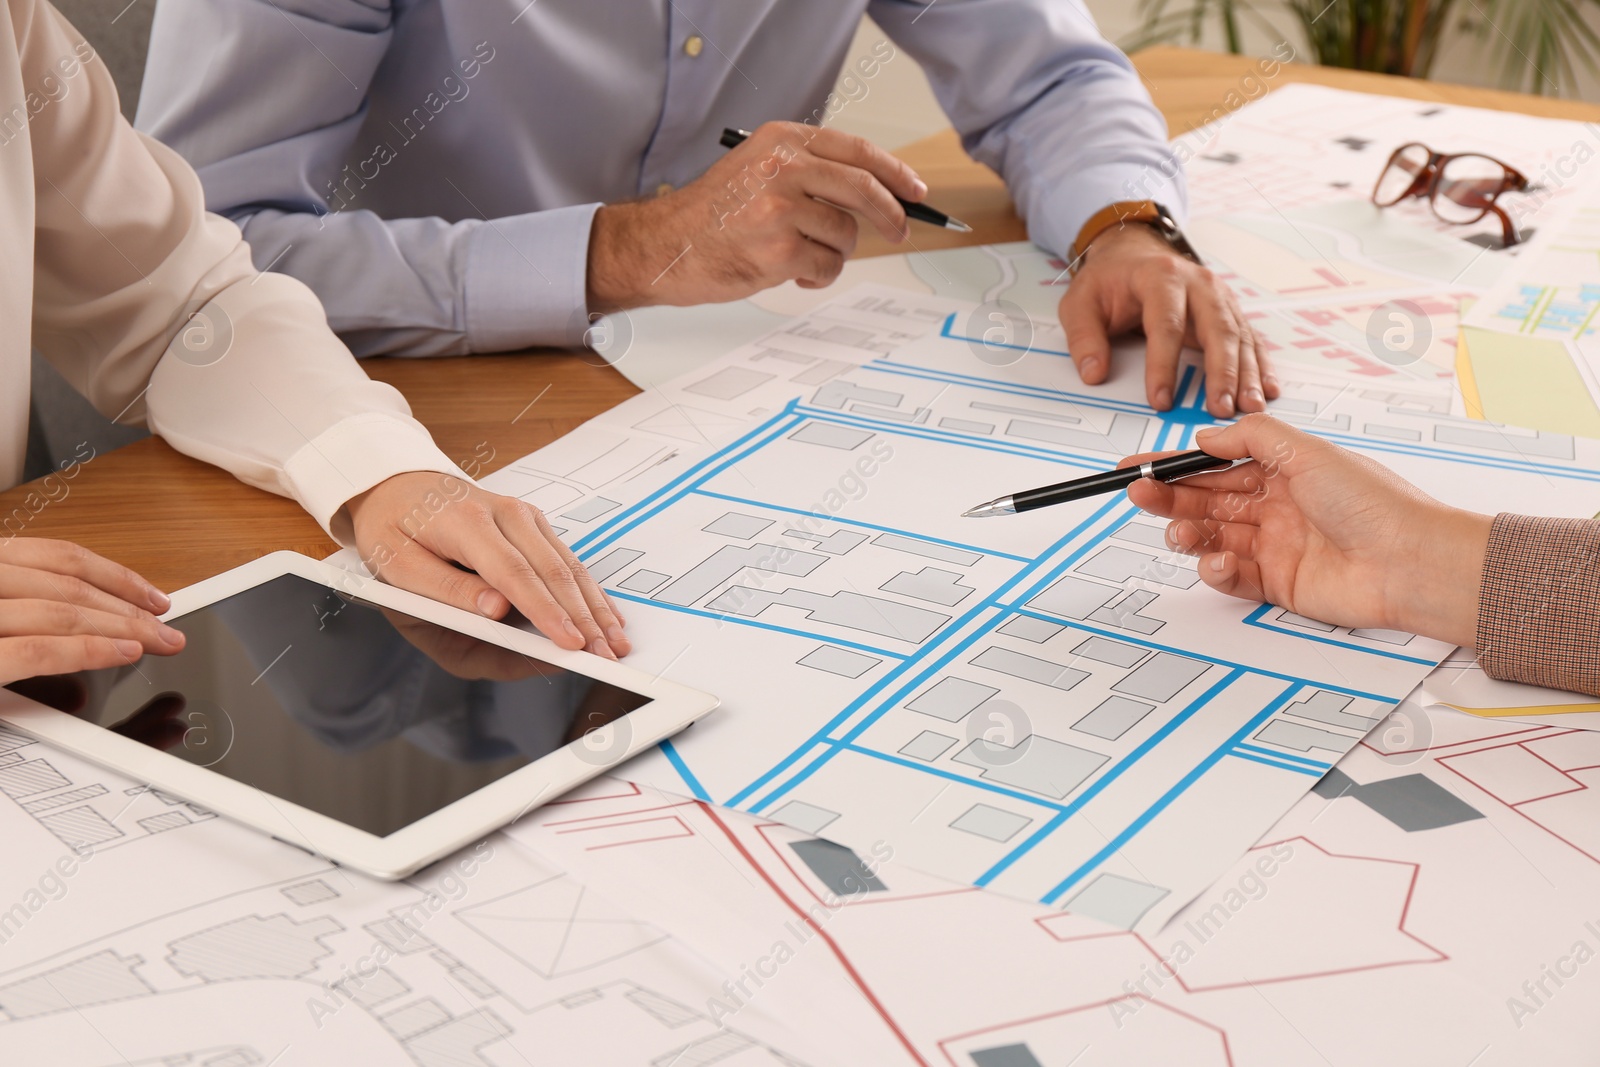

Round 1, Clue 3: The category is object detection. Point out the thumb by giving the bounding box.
[1060,284,1113,385]
[1194,413,1321,476]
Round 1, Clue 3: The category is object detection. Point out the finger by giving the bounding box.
[1127,478,1267,527]
[799,157,907,243]
[1188,276,1242,418]
[1140,270,1188,410]
[0,598,185,652]
[1253,320,1281,400]
[795,124,927,203]
[0,538,168,614]
[0,634,145,686]
[533,511,632,658]
[789,235,845,289]
[1193,412,1324,474]
[1060,281,1114,385]
[791,198,860,258]
[1195,550,1267,602]
[1165,516,1260,560]
[0,563,162,622]
[1234,321,1266,414]
[382,538,508,619]
[490,501,617,658]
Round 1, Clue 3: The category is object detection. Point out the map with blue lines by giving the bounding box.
[482,285,1600,933]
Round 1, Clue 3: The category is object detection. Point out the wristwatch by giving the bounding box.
[1067,200,1203,277]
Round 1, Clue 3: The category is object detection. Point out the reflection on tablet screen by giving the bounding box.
[4,575,651,837]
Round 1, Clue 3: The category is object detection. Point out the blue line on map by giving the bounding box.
[836,744,1071,811]
[860,361,1151,416]
[1241,604,1436,665]
[939,311,1072,357]
[605,590,908,661]
[1228,749,1326,777]
[573,404,804,556]
[1231,742,1333,769]
[1316,429,1600,484]
[1040,682,1303,904]
[729,497,1133,811]
[791,405,1106,471]
[974,667,1247,887]
[659,739,711,801]
[1006,609,1400,703]
[689,489,1029,562]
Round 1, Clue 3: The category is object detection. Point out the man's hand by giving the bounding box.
[347,473,630,660]
[1124,414,1489,647]
[1060,223,1278,418]
[0,538,184,685]
[586,122,927,310]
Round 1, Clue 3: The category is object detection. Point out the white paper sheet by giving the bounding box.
[0,725,833,1065]
[458,274,1600,934]
[512,700,1600,1066]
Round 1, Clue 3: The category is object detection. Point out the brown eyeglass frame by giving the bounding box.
[1371,142,1531,248]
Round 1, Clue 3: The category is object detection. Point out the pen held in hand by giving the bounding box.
[962,449,1235,517]
[719,128,972,233]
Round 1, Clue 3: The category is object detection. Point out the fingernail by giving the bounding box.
[1079,358,1102,380]
[1210,555,1227,572]
[1216,392,1235,416]
[588,638,618,661]
[1154,386,1172,410]
[912,177,928,199]
[605,624,627,646]
[147,589,169,613]
[158,624,184,647]
[114,638,142,659]
[476,591,501,616]
[1243,387,1264,409]
[562,618,584,643]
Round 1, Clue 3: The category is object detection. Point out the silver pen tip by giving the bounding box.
[947,218,973,233]
[962,498,1011,518]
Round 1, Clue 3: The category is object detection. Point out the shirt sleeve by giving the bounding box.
[134,0,595,357]
[1476,513,1600,697]
[866,0,1185,257]
[22,0,467,545]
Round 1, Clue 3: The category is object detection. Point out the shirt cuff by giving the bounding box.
[463,202,601,352]
[1026,161,1187,261]
[1476,512,1600,696]
[281,411,473,547]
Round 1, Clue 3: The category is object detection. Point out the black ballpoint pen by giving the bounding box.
[719,128,972,232]
[962,449,1234,517]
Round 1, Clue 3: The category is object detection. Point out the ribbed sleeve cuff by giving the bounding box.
[1476,513,1600,695]
[282,412,472,546]
[463,202,601,352]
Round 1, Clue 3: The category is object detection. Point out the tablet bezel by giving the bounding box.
[0,550,718,879]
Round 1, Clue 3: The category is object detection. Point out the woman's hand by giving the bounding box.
[1124,414,1491,647]
[0,538,185,685]
[346,473,630,659]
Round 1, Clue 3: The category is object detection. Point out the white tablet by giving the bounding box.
[0,551,717,879]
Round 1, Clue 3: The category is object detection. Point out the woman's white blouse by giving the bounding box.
[1,0,466,543]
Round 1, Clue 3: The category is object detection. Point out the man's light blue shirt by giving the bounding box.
[137,0,1184,357]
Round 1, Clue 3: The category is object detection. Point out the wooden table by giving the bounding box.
[11,47,1600,592]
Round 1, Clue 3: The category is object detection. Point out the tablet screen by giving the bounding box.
[5,574,652,837]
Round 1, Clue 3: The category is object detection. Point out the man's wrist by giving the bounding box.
[587,202,657,312]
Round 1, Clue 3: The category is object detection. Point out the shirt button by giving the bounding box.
[683,35,704,57]
[655,182,674,198]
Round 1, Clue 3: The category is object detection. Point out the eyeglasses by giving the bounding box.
[1371,142,1530,247]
